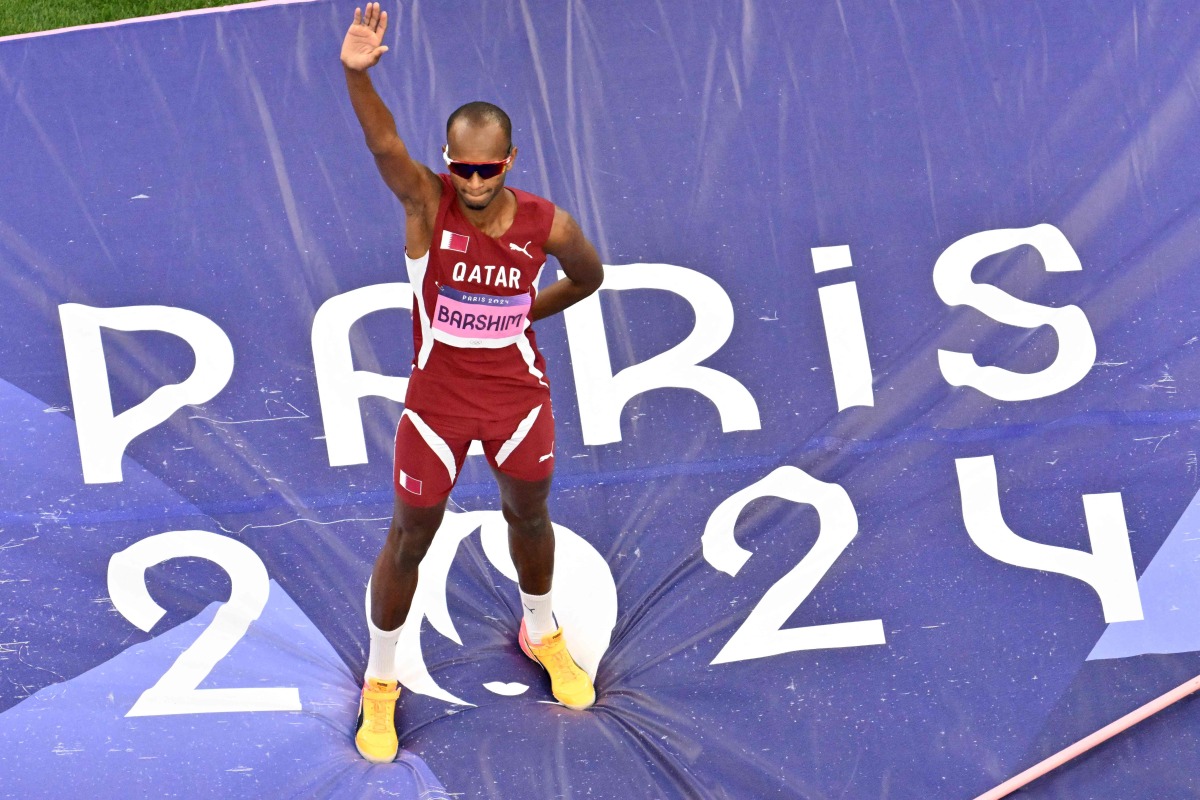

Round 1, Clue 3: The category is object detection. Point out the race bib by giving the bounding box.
[431,286,531,348]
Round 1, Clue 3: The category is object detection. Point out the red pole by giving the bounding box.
[974,673,1200,800]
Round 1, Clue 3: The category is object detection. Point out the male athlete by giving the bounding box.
[341,4,605,763]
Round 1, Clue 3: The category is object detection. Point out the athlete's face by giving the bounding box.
[446,121,516,212]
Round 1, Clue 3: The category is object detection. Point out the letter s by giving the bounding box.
[933,223,1096,401]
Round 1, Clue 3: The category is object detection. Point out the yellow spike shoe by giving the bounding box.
[518,621,596,710]
[354,678,401,763]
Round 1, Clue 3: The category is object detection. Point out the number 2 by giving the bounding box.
[702,466,886,664]
[107,530,301,716]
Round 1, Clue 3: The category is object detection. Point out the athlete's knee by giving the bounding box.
[386,501,443,572]
[389,524,437,572]
[502,502,552,539]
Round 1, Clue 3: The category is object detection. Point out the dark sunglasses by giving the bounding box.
[442,145,513,180]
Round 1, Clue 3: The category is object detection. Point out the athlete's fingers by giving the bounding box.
[353,6,362,26]
[378,9,389,38]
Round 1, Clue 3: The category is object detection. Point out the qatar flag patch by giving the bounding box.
[398,470,423,495]
[440,230,470,252]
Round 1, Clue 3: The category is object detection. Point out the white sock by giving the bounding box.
[520,589,557,644]
[365,617,402,682]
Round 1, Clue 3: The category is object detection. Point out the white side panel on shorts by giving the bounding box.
[402,408,457,483]
[494,404,543,466]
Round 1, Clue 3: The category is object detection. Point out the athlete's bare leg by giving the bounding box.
[370,494,448,630]
[492,470,554,594]
[356,494,441,763]
[494,468,594,708]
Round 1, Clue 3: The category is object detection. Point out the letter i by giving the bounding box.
[812,245,874,410]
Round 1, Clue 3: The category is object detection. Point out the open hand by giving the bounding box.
[341,3,389,72]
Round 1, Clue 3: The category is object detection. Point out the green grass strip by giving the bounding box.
[0,0,258,38]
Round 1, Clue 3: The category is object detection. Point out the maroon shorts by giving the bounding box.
[393,399,555,507]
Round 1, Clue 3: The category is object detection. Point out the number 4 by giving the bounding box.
[702,467,886,665]
[107,530,301,716]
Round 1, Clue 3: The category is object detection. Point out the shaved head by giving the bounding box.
[446,101,513,152]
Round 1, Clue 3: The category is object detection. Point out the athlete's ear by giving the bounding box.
[506,146,518,172]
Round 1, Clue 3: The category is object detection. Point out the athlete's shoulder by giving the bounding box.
[507,185,550,208]
[427,173,458,224]
[509,186,555,235]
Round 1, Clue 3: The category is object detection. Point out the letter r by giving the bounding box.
[561,263,760,445]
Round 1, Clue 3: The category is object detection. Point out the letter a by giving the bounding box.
[312,283,413,467]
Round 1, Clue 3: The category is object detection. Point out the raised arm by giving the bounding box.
[341,4,440,244]
[530,208,604,322]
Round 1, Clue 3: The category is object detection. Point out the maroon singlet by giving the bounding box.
[403,174,556,420]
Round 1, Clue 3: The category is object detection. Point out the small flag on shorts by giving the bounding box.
[441,230,469,252]
[399,470,423,495]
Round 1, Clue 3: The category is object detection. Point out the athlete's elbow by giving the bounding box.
[366,131,404,158]
[574,263,604,296]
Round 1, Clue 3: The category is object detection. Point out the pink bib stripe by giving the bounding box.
[431,286,531,347]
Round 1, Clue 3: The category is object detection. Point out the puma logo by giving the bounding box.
[538,452,554,463]
[509,241,533,258]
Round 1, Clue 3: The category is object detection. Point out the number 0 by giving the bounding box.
[107,530,301,716]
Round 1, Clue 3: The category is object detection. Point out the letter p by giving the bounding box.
[59,303,235,484]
